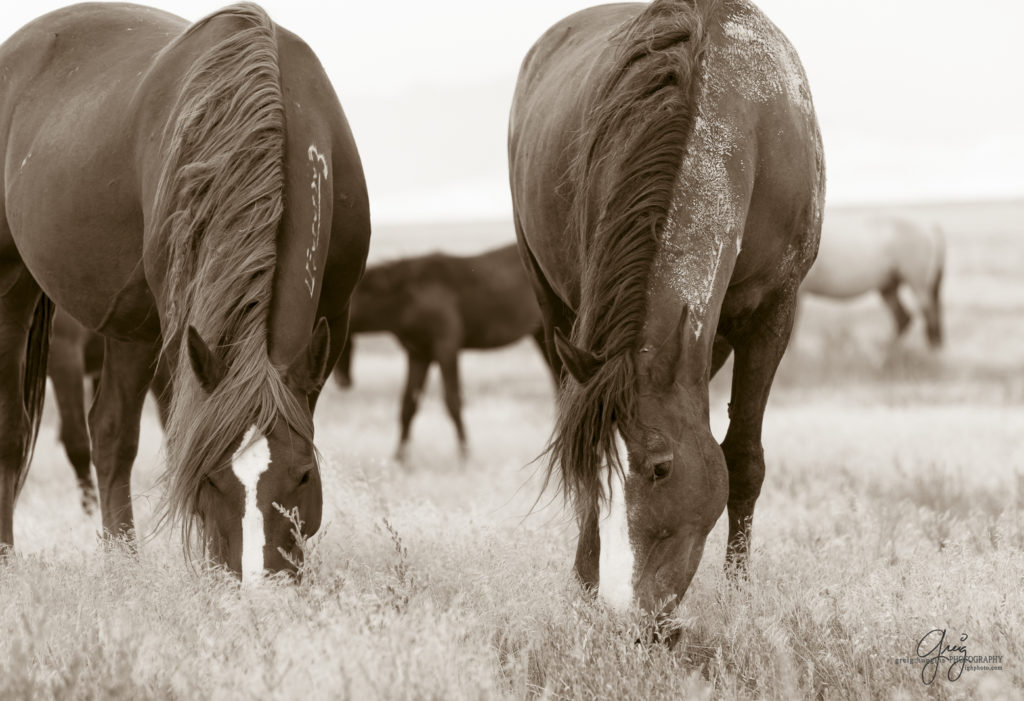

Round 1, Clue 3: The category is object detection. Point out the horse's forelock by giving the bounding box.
[549,0,710,509]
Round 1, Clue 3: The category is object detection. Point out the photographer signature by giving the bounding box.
[916,628,968,685]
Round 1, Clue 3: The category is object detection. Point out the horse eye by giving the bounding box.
[299,471,310,486]
[652,460,672,481]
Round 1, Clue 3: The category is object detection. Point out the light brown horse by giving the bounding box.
[801,216,945,347]
[510,0,824,614]
[0,4,370,580]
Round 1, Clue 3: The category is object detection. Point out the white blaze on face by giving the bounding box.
[599,430,635,611]
[231,425,271,585]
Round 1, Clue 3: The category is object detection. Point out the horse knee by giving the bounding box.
[924,309,943,348]
[400,394,419,423]
[721,438,765,507]
[88,412,138,472]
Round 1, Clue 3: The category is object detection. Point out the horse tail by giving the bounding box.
[16,294,54,497]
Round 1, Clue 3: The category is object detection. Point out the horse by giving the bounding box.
[0,3,370,581]
[48,308,173,516]
[332,243,553,461]
[800,216,945,347]
[509,0,824,614]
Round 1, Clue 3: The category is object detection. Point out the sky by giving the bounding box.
[4,1,1023,223]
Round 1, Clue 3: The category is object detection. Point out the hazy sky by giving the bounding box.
[4,1,1023,223]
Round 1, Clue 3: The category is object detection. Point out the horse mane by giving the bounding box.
[151,3,311,555]
[548,0,711,509]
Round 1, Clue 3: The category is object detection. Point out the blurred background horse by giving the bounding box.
[334,243,551,462]
[801,216,946,347]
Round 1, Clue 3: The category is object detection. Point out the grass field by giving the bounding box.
[3,200,1023,700]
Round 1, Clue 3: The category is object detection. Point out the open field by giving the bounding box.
[3,199,1023,699]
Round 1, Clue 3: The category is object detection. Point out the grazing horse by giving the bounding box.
[509,0,824,613]
[0,3,370,580]
[801,216,945,347]
[48,308,173,516]
[332,244,552,461]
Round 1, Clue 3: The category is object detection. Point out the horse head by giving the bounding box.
[184,317,330,582]
[555,303,728,614]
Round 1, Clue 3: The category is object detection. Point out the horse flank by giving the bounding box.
[548,0,712,510]
[152,3,312,553]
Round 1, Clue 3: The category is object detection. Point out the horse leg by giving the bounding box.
[908,265,944,349]
[88,337,159,540]
[395,353,430,463]
[710,333,733,379]
[332,336,354,388]
[0,271,43,551]
[879,277,911,340]
[721,289,798,573]
[922,265,944,348]
[437,349,467,461]
[48,334,97,515]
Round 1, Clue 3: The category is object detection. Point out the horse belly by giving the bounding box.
[803,235,894,298]
[6,161,153,335]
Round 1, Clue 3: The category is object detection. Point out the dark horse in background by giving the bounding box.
[0,3,370,581]
[333,244,553,461]
[48,308,173,516]
[509,0,824,613]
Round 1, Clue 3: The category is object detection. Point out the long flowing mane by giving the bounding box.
[549,0,711,509]
[152,3,311,551]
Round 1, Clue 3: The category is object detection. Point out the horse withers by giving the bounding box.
[0,4,370,581]
[801,216,946,347]
[333,243,553,462]
[509,0,824,614]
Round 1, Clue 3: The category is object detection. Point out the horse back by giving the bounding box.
[509,4,643,308]
[0,5,186,334]
[447,245,542,348]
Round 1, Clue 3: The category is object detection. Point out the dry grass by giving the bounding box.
[3,200,1024,699]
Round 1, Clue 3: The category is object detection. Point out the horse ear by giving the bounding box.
[554,327,602,383]
[288,317,331,391]
[187,326,226,393]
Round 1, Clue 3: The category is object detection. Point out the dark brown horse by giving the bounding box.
[0,3,370,580]
[509,0,824,613]
[333,244,552,461]
[48,308,173,516]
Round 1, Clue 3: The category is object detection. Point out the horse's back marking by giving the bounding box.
[304,144,329,298]
[232,425,271,584]
[599,430,635,611]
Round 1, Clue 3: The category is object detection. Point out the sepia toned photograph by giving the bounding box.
[0,0,1020,698]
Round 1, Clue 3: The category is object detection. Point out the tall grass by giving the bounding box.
[3,202,1024,699]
